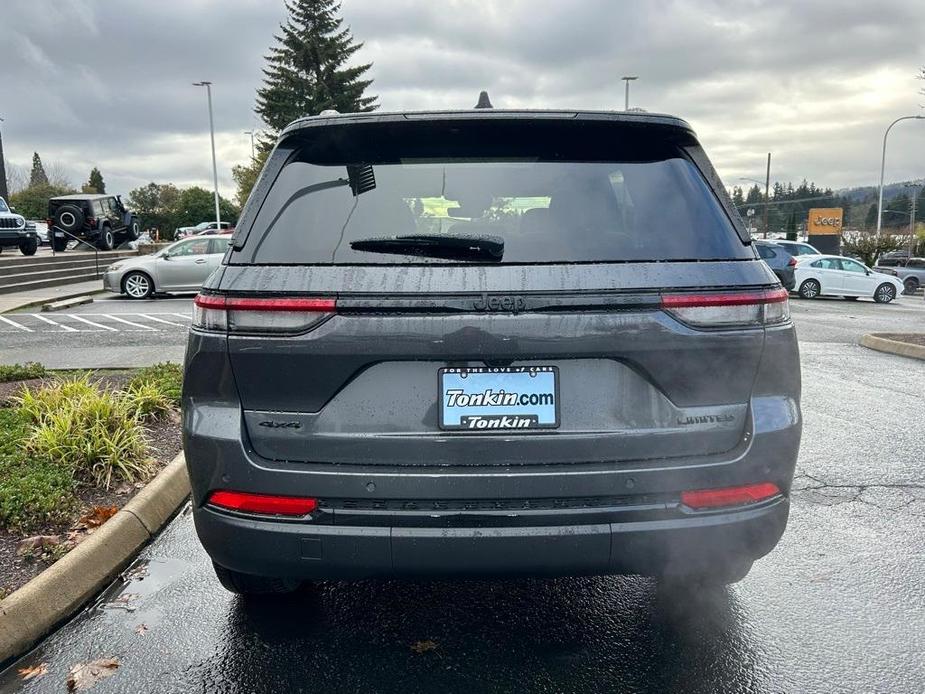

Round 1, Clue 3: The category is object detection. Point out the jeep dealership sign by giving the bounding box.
[807,208,844,236]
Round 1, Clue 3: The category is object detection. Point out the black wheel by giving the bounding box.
[903,278,918,295]
[121,271,154,299]
[51,235,68,252]
[125,219,141,241]
[658,560,753,589]
[212,562,301,595]
[18,238,38,256]
[97,226,115,251]
[798,278,821,299]
[874,283,896,304]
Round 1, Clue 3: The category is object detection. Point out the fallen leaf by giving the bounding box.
[75,506,119,530]
[410,640,438,654]
[66,658,119,691]
[134,623,148,635]
[17,663,48,680]
[16,535,61,556]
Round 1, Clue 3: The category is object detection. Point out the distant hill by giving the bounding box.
[835,181,920,203]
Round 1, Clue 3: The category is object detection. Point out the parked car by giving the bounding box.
[28,220,49,245]
[103,234,231,299]
[176,221,232,238]
[0,197,40,256]
[873,256,925,295]
[794,254,905,303]
[775,240,820,257]
[183,107,801,595]
[754,239,796,290]
[47,194,140,251]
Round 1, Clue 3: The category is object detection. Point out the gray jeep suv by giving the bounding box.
[182,109,802,595]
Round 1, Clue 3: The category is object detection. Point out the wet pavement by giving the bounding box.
[1,297,924,693]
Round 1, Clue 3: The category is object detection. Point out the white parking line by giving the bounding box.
[103,314,158,331]
[171,312,192,320]
[67,314,119,332]
[136,314,182,327]
[30,313,79,332]
[0,314,32,332]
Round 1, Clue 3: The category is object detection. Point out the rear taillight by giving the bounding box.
[193,294,336,334]
[681,482,781,510]
[86,217,96,227]
[661,288,789,328]
[788,257,797,267]
[207,490,318,516]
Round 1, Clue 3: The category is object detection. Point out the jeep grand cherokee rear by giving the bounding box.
[182,110,801,595]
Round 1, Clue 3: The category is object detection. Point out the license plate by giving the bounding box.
[438,366,559,431]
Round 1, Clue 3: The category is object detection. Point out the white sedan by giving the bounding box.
[794,254,905,303]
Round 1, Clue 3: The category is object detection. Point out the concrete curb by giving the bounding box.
[0,452,189,666]
[42,295,94,312]
[1,288,105,314]
[860,333,925,362]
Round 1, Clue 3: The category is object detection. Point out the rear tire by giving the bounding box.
[125,219,140,241]
[874,283,896,304]
[212,562,301,595]
[903,278,918,295]
[798,279,821,299]
[121,271,154,299]
[97,226,115,251]
[18,238,38,256]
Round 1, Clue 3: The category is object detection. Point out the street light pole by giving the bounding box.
[0,116,8,201]
[904,181,922,257]
[763,153,771,239]
[621,76,638,111]
[193,81,221,228]
[876,115,924,237]
[243,130,255,162]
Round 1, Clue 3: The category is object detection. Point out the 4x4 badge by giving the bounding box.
[258,420,302,429]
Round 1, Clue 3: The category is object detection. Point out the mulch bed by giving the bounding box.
[0,375,182,599]
[874,333,925,347]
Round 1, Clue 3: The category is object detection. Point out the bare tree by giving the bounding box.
[5,163,29,194]
[42,160,74,190]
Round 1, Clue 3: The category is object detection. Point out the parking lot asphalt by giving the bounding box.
[1,296,923,693]
[0,293,193,368]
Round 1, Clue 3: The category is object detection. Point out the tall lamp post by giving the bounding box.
[621,76,638,111]
[193,81,221,228]
[243,130,256,162]
[904,181,922,258]
[740,155,772,238]
[0,117,8,201]
[876,115,924,237]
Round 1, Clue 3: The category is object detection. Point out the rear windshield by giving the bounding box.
[240,123,747,265]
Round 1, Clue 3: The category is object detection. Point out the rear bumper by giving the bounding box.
[195,497,788,579]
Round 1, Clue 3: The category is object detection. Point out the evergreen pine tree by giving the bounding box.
[29,152,49,188]
[84,167,105,194]
[256,0,377,134]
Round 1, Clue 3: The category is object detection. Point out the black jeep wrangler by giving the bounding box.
[47,194,140,251]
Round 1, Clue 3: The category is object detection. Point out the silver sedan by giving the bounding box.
[102,235,231,299]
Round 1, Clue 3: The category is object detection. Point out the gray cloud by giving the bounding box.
[1,0,923,199]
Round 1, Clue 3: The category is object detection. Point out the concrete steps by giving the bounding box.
[0,250,137,295]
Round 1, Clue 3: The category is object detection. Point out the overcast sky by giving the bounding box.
[1,0,924,200]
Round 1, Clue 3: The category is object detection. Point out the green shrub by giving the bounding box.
[841,234,908,267]
[121,381,174,420]
[128,362,183,406]
[0,362,47,383]
[16,377,153,489]
[0,408,77,531]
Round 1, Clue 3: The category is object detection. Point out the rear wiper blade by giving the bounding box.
[349,234,504,261]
